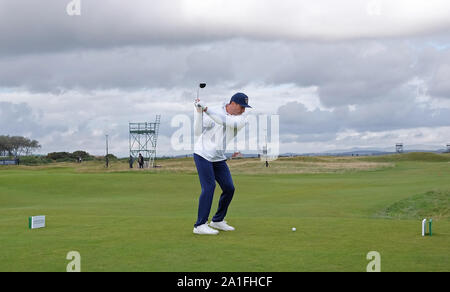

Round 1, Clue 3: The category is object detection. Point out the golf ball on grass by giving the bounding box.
[292,227,296,232]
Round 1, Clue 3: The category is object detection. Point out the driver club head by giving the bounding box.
[197,83,207,100]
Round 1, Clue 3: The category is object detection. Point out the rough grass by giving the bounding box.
[0,156,395,175]
[360,152,450,163]
[1,153,446,176]
[227,158,394,174]
[375,190,450,220]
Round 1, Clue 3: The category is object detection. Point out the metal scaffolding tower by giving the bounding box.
[129,115,161,168]
[396,143,404,153]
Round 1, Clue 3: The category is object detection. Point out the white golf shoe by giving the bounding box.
[193,223,219,235]
[209,221,235,231]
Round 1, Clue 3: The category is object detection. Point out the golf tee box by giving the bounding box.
[421,218,432,237]
[29,216,46,229]
[429,219,432,236]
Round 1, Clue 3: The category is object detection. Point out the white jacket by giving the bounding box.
[194,103,247,162]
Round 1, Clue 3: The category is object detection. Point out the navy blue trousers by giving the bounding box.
[194,154,235,227]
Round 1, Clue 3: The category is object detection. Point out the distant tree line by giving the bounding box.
[1,135,120,165]
[45,151,117,162]
[0,135,41,157]
[46,151,94,162]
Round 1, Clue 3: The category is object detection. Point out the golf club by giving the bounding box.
[197,83,206,100]
[196,83,207,143]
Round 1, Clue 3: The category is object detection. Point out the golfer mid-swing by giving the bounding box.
[193,93,251,235]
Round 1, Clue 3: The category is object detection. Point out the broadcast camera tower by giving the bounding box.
[396,143,404,153]
[129,115,161,168]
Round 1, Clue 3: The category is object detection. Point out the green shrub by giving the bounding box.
[19,156,53,166]
[106,154,118,161]
[47,151,94,162]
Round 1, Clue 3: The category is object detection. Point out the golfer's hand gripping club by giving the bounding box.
[194,98,207,113]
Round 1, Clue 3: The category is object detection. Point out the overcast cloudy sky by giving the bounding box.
[1,0,450,157]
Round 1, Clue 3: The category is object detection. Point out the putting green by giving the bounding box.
[0,154,449,271]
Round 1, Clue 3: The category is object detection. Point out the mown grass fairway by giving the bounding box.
[0,153,449,271]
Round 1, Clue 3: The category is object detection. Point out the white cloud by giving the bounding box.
[181,0,450,40]
[280,126,450,153]
[1,1,450,156]
[2,0,450,57]
[2,80,449,157]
